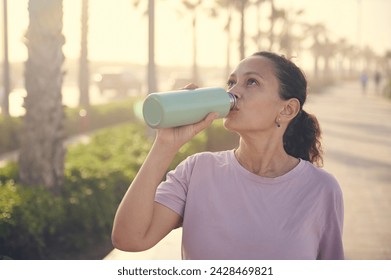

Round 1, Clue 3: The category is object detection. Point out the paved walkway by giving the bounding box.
[105,80,391,260]
[307,81,391,260]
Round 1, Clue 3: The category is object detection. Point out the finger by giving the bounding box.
[181,83,199,90]
[206,112,219,122]
[192,112,219,134]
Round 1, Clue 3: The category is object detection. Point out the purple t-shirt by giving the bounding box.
[155,150,344,260]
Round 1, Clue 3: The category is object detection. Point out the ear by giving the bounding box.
[280,98,300,121]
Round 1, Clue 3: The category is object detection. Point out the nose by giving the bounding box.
[228,90,240,100]
[227,84,240,98]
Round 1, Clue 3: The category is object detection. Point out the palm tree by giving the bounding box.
[19,0,66,194]
[321,37,337,78]
[267,0,285,51]
[1,0,10,116]
[305,23,327,79]
[147,0,157,93]
[233,0,251,60]
[346,45,360,77]
[223,1,233,78]
[209,0,234,80]
[133,0,157,93]
[277,8,304,58]
[335,38,350,79]
[178,0,205,85]
[213,0,251,60]
[79,0,90,108]
[252,0,266,50]
[361,45,376,72]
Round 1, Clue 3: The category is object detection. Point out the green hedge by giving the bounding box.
[0,97,139,155]
[63,98,139,135]
[0,123,151,259]
[0,117,23,155]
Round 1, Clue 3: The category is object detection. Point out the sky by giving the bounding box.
[2,0,391,68]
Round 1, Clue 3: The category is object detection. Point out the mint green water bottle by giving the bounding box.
[142,87,237,128]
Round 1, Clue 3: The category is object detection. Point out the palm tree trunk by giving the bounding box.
[314,55,319,78]
[255,0,262,50]
[191,13,199,85]
[225,4,232,79]
[79,0,90,108]
[268,0,275,51]
[2,0,10,116]
[238,0,246,60]
[19,0,65,194]
[148,0,157,93]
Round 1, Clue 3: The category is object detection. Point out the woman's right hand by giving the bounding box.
[155,112,219,152]
[154,83,218,151]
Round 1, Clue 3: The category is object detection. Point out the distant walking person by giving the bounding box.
[374,71,382,93]
[360,71,368,94]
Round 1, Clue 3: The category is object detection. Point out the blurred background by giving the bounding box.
[1,0,390,117]
[0,0,390,260]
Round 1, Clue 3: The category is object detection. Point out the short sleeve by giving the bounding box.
[317,180,345,260]
[155,156,195,217]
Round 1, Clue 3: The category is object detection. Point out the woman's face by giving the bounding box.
[224,55,286,133]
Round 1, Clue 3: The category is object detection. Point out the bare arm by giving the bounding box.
[111,112,218,252]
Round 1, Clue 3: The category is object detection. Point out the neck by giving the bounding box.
[235,135,299,178]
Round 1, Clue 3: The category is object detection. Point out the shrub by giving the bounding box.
[0,179,64,259]
[0,123,151,259]
[0,97,140,155]
[63,98,139,135]
[0,117,22,154]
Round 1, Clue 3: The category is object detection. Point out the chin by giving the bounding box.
[223,118,238,133]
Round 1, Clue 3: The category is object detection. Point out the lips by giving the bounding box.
[229,107,239,114]
[233,95,239,111]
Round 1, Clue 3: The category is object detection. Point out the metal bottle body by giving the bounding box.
[142,87,236,128]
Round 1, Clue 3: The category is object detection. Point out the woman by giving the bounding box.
[112,51,344,260]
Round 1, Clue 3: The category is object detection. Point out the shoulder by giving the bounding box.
[184,150,233,166]
[300,162,344,227]
[302,161,342,198]
[171,150,233,176]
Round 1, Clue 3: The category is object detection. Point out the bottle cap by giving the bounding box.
[228,92,237,110]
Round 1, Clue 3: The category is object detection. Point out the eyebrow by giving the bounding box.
[229,71,265,80]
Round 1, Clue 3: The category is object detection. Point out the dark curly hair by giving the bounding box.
[252,51,323,166]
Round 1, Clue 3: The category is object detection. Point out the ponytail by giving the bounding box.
[283,110,323,167]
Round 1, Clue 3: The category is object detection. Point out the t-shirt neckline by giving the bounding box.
[229,149,306,185]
